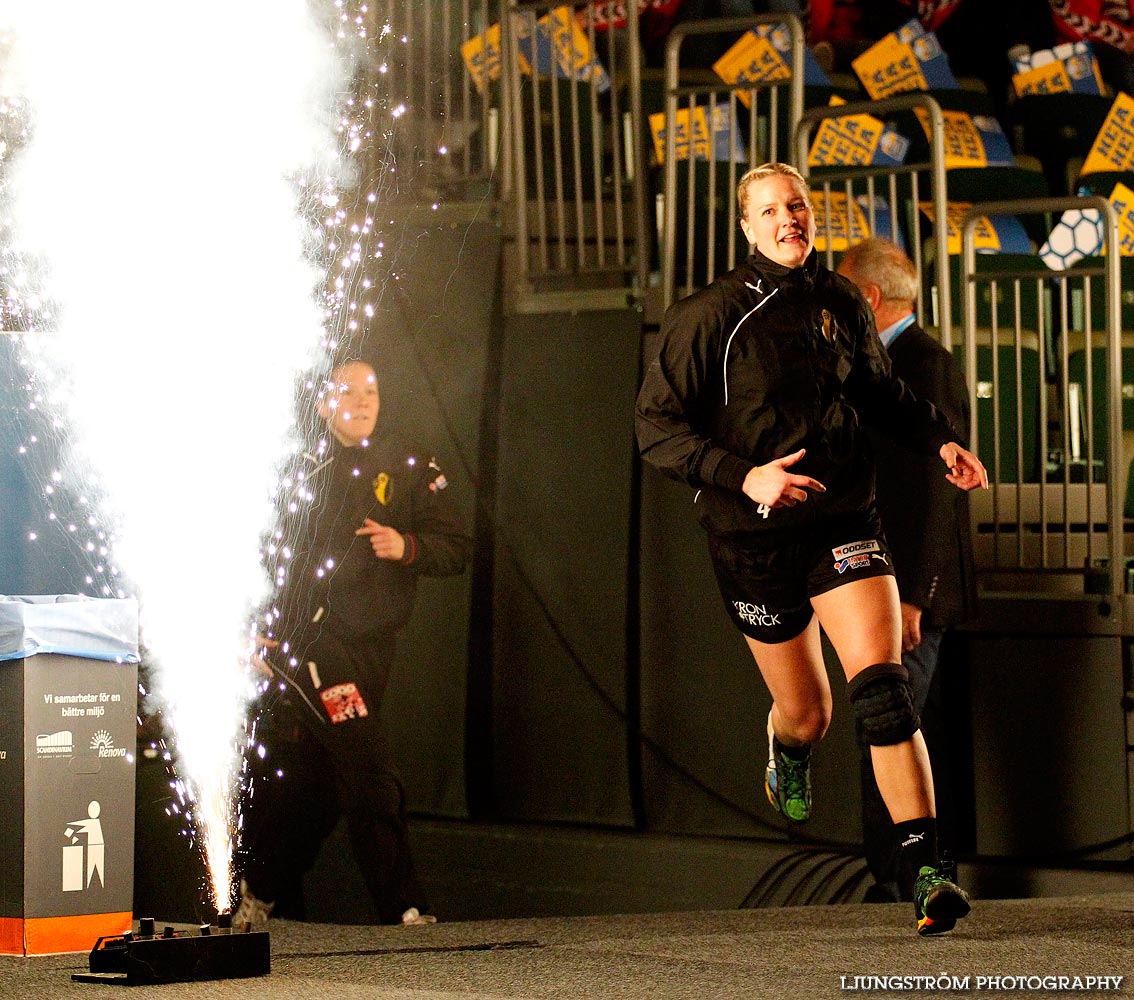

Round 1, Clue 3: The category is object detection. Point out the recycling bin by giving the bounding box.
[0,595,138,955]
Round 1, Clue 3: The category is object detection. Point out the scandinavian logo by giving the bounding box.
[833,539,881,574]
[733,601,782,628]
[36,730,74,756]
[90,730,127,759]
[63,800,105,892]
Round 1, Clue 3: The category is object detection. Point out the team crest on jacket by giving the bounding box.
[820,308,834,342]
[373,471,391,505]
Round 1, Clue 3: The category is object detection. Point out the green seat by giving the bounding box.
[1010,92,1113,196]
[953,336,1043,483]
[520,79,599,201]
[1072,169,1134,200]
[908,166,1051,253]
[1064,342,1134,481]
[1067,255,1134,331]
[662,158,749,290]
[946,252,1053,331]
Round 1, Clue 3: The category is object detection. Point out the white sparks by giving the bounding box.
[0,1,353,914]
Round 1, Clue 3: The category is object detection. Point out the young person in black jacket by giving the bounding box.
[838,237,978,905]
[635,162,985,935]
[238,359,471,927]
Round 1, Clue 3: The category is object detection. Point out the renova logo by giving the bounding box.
[90,730,127,759]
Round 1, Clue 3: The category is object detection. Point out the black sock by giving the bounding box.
[895,816,939,888]
[773,735,810,762]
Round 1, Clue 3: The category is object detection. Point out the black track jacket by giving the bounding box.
[636,247,960,536]
[266,430,471,642]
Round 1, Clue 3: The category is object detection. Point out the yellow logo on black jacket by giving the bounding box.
[373,471,391,505]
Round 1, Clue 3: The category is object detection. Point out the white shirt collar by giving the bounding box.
[879,312,916,348]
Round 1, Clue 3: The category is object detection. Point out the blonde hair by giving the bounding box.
[840,238,919,305]
[736,162,810,218]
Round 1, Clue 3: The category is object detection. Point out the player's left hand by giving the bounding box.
[248,635,278,679]
[939,442,988,491]
[356,518,406,561]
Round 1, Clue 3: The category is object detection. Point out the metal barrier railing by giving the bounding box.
[795,93,952,351]
[503,0,649,304]
[661,14,805,308]
[365,0,504,197]
[960,198,1124,599]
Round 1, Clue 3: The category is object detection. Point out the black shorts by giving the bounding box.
[708,511,895,644]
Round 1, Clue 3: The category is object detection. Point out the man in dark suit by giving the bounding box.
[838,238,978,902]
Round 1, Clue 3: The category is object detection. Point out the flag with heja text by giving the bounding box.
[851,19,958,100]
[920,202,1032,255]
[912,108,1014,169]
[712,23,831,108]
[1080,92,1134,176]
[648,103,743,163]
[808,96,909,168]
[811,191,901,252]
[1011,41,1104,97]
[461,7,610,95]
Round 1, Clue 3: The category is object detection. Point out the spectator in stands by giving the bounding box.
[636,162,986,934]
[837,238,977,904]
[237,358,471,929]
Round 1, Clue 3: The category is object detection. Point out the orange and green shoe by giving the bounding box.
[914,863,971,936]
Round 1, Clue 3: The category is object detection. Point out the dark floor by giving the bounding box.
[5,891,1134,1000]
[132,812,1134,929]
[6,815,1134,998]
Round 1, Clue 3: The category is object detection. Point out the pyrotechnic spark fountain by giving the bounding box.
[0,0,400,914]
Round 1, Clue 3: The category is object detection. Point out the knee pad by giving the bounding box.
[847,662,919,746]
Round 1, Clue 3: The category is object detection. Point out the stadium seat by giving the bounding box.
[952,329,1044,484]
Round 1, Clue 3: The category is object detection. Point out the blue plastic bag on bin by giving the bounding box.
[0,594,139,663]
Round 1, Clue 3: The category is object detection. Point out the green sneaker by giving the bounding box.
[914,863,971,936]
[764,712,811,823]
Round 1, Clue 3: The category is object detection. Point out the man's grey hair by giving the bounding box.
[840,237,919,305]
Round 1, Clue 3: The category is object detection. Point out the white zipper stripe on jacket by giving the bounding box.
[723,287,777,405]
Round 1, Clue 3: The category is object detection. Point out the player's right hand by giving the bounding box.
[741,448,826,509]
